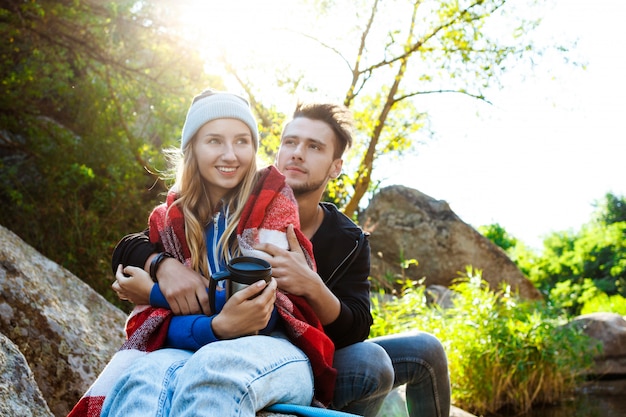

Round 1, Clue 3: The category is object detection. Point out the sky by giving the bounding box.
[181,0,625,250]
[376,0,626,249]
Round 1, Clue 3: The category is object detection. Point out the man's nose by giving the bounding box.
[291,144,304,160]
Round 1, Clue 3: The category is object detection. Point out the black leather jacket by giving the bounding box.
[111,202,372,349]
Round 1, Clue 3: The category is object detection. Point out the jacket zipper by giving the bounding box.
[209,211,221,277]
[324,237,360,285]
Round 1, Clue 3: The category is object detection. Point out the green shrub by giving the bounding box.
[581,292,626,315]
[548,278,599,317]
[370,267,598,415]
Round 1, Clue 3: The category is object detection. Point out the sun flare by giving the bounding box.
[173,0,330,105]
[176,0,294,58]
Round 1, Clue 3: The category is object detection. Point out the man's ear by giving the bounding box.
[329,159,343,179]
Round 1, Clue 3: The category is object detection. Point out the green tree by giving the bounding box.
[478,223,518,251]
[0,0,215,305]
[593,192,626,225]
[511,194,626,315]
[225,0,562,218]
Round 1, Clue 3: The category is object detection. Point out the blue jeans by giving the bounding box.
[101,334,313,417]
[333,331,450,417]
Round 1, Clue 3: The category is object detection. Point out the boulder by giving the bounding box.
[0,225,126,416]
[572,312,626,376]
[360,185,542,300]
[0,333,53,417]
[425,285,456,309]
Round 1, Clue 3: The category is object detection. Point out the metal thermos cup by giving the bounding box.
[209,256,272,312]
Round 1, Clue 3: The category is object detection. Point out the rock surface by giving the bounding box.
[572,312,626,377]
[0,225,126,416]
[360,185,542,300]
[377,386,477,417]
[0,333,53,417]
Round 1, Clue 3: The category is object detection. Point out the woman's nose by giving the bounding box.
[221,144,236,160]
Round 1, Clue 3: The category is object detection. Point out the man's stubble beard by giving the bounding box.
[288,177,328,197]
[283,162,334,198]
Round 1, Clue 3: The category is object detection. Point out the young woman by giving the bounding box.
[68,90,335,417]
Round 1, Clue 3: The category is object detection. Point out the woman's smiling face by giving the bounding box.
[192,118,255,202]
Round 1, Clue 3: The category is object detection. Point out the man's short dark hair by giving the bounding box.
[292,103,354,159]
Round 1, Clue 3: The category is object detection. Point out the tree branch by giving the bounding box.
[395,89,492,104]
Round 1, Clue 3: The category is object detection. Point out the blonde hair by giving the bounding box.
[166,137,258,279]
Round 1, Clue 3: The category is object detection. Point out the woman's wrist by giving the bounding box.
[210,314,228,339]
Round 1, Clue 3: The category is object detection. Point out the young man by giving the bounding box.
[112,103,451,417]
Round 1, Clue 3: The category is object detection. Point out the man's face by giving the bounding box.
[276,117,342,196]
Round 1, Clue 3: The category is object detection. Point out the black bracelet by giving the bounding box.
[149,252,174,282]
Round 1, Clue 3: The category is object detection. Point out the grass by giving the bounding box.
[370,267,600,416]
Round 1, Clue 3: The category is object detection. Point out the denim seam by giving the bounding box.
[236,356,311,417]
[156,358,188,417]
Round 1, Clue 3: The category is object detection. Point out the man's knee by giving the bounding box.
[418,332,448,366]
[335,342,394,386]
[373,331,447,364]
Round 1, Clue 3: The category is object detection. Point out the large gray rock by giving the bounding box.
[0,333,53,417]
[360,186,541,300]
[572,312,626,376]
[0,225,126,416]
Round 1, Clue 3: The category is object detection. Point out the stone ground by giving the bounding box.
[376,386,476,417]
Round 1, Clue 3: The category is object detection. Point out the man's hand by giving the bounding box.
[211,278,277,339]
[254,224,320,297]
[254,224,341,325]
[155,257,211,315]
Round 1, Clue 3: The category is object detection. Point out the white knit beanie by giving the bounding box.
[180,89,259,150]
